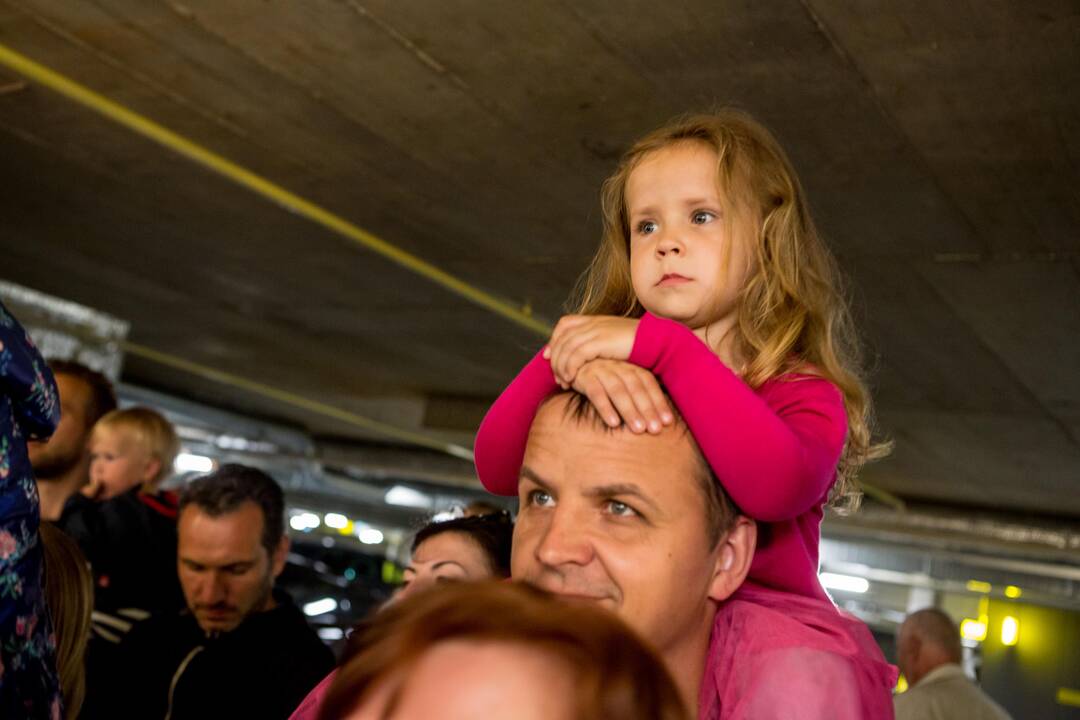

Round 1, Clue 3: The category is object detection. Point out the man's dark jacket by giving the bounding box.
[108,594,334,720]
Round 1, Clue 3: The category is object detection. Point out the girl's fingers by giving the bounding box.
[603,372,649,433]
[638,370,674,425]
[581,375,621,428]
[621,370,667,434]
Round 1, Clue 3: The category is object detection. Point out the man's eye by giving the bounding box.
[528,490,554,507]
[691,210,716,224]
[637,220,658,235]
[435,576,462,584]
[606,500,637,518]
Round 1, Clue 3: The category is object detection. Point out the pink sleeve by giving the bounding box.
[474,350,559,496]
[628,313,847,521]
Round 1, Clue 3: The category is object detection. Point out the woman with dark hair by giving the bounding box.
[289,511,514,720]
[318,581,688,720]
[396,511,512,602]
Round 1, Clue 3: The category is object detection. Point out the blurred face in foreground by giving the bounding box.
[345,639,574,720]
[177,501,288,634]
[512,395,752,662]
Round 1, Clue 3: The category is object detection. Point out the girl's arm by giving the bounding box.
[628,313,847,522]
[474,350,558,496]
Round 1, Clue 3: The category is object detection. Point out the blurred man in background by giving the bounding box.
[29,359,115,520]
[895,608,1012,720]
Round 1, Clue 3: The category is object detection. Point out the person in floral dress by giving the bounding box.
[0,298,62,719]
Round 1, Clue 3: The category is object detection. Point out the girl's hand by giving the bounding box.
[571,359,674,434]
[543,315,639,387]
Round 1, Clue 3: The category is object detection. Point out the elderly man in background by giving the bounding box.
[29,359,116,520]
[104,464,333,720]
[895,608,1012,720]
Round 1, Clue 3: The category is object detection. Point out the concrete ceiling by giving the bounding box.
[1,1,1077,518]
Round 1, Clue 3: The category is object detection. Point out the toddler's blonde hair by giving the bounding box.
[572,109,889,510]
[93,406,180,486]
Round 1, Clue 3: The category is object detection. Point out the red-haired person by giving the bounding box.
[318,581,687,720]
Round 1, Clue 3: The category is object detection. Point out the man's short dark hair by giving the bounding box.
[49,359,117,426]
[412,511,514,577]
[179,464,284,555]
[560,392,740,547]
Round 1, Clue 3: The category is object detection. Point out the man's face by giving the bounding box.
[28,373,93,479]
[177,502,288,634]
[512,396,745,657]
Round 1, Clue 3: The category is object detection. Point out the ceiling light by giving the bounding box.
[174,452,214,473]
[358,528,384,545]
[384,485,432,509]
[819,572,869,593]
[323,513,348,529]
[303,597,338,616]
[1001,616,1019,646]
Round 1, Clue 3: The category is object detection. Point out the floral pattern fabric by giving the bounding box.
[0,299,62,720]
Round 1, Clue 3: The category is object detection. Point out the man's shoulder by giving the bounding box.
[241,601,334,664]
[895,668,1012,720]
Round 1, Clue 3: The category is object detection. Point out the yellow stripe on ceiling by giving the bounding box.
[0,42,551,338]
[123,341,475,461]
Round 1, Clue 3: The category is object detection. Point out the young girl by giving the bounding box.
[474,110,895,716]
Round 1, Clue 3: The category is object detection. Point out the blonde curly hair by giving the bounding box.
[572,109,889,510]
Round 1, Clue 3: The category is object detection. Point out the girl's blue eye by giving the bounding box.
[692,210,715,224]
[637,220,658,235]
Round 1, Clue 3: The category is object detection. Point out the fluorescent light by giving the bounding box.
[317,627,345,641]
[303,597,338,616]
[289,512,320,532]
[1001,616,1019,646]
[174,452,214,473]
[324,513,348,529]
[358,528,384,545]
[819,572,869,594]
[960,618,987,642]
[384,485,432,509]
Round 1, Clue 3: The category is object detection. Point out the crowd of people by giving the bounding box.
[0,108,1014,719]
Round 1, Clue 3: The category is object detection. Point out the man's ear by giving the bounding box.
[270,534,290,579]
[708,516,756,602]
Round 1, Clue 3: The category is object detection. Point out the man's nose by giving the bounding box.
[535,506,594,568]
[196,573,228,604]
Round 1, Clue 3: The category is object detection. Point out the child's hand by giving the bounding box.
[571,359,673,434]
[80,479,107,502]
[543,315,639,387]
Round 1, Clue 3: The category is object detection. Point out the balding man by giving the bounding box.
[895,608,1012,720]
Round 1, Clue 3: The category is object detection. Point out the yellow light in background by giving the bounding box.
[960,618,988,642]
[338,519,355,536]
[966,579,992,594]
[1001,616,1019,646]
[1058,687,1080,708]
[1004,585,1022,599]
[895,675,909,693]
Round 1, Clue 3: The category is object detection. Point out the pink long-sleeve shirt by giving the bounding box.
[474,312,848,602]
